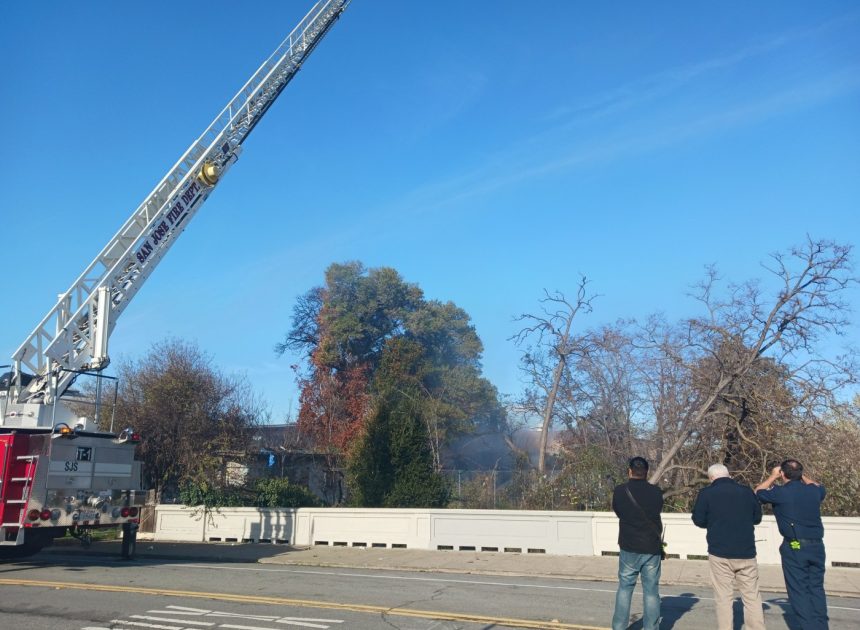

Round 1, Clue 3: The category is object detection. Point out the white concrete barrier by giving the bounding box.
[153,506,860,566]
[429,510,594,555]
[154,505,206,542]
[309,508,424,549]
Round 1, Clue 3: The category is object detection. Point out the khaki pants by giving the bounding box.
[709,554,766,630]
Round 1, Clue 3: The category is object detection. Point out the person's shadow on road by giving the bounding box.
[764,597,801,630]
[729,598,795,630]
[659,592,699,629]
[624,592,700,629]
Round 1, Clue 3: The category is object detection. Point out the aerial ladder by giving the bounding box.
[0,0,350,558]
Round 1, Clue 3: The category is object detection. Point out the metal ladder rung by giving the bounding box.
[10,477,33,482]
[16,455,38,461]
[5,499,27,504]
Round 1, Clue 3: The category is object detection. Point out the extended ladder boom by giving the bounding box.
[10,0,349,407]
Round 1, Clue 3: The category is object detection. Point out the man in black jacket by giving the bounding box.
[611,456,664,630]
[692,463,765,630]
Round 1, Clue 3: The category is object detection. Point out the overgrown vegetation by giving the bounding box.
[106,339,267,503]
[511,239,859,514]
[347,339,451,507]
[279,262,503,506]
[93,240,857,516]
[179,477,321,509]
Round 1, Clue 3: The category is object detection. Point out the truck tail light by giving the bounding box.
[117,428,142,444]
[120,507,130,518]
[40,509,52,521]
[28,509,40,521]
[129,507,139,517]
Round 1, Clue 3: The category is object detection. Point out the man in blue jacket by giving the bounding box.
[756,459,828,630]
[692,464,765,629]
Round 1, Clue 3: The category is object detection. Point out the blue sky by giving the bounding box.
[1,1,858,421]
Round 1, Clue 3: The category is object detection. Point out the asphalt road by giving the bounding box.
[2,552,859,629]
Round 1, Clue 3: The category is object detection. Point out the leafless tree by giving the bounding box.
[568,324,641,456]
[507,240,857,510]
[511,277,599,472]
[644,239,857,491]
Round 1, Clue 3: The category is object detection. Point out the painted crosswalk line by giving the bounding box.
[85,604,344,630]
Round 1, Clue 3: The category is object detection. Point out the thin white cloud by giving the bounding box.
[524,68,860,182]
[366,66,860,227]
[212,11,860,292]
[543,10,860,131]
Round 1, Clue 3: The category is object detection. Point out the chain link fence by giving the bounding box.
[441,469,618,511]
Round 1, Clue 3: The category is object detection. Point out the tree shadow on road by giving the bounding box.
[6,538,303,569]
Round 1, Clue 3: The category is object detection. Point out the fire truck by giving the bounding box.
[0,0,350,559]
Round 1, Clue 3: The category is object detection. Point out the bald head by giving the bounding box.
[707,464,730,481]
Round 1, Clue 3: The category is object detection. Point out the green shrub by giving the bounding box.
[179,477,320,509]
[253,477,322,508]
[178,481,247,508]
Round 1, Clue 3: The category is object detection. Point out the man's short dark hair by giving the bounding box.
[629,456,649,479]
[781,459,803,481]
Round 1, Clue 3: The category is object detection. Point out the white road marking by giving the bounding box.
[110,621,183,630]
[152,607,344,624]
[119,606,342,629]
[205,612,279,621]
[221,623,328,630]
[168,563,860,613]
[165,606,213,613]
[191,610,342,624]
[173,563,620,594]
[131,615,215,626]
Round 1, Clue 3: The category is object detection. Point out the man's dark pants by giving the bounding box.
[780,539,828,629]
